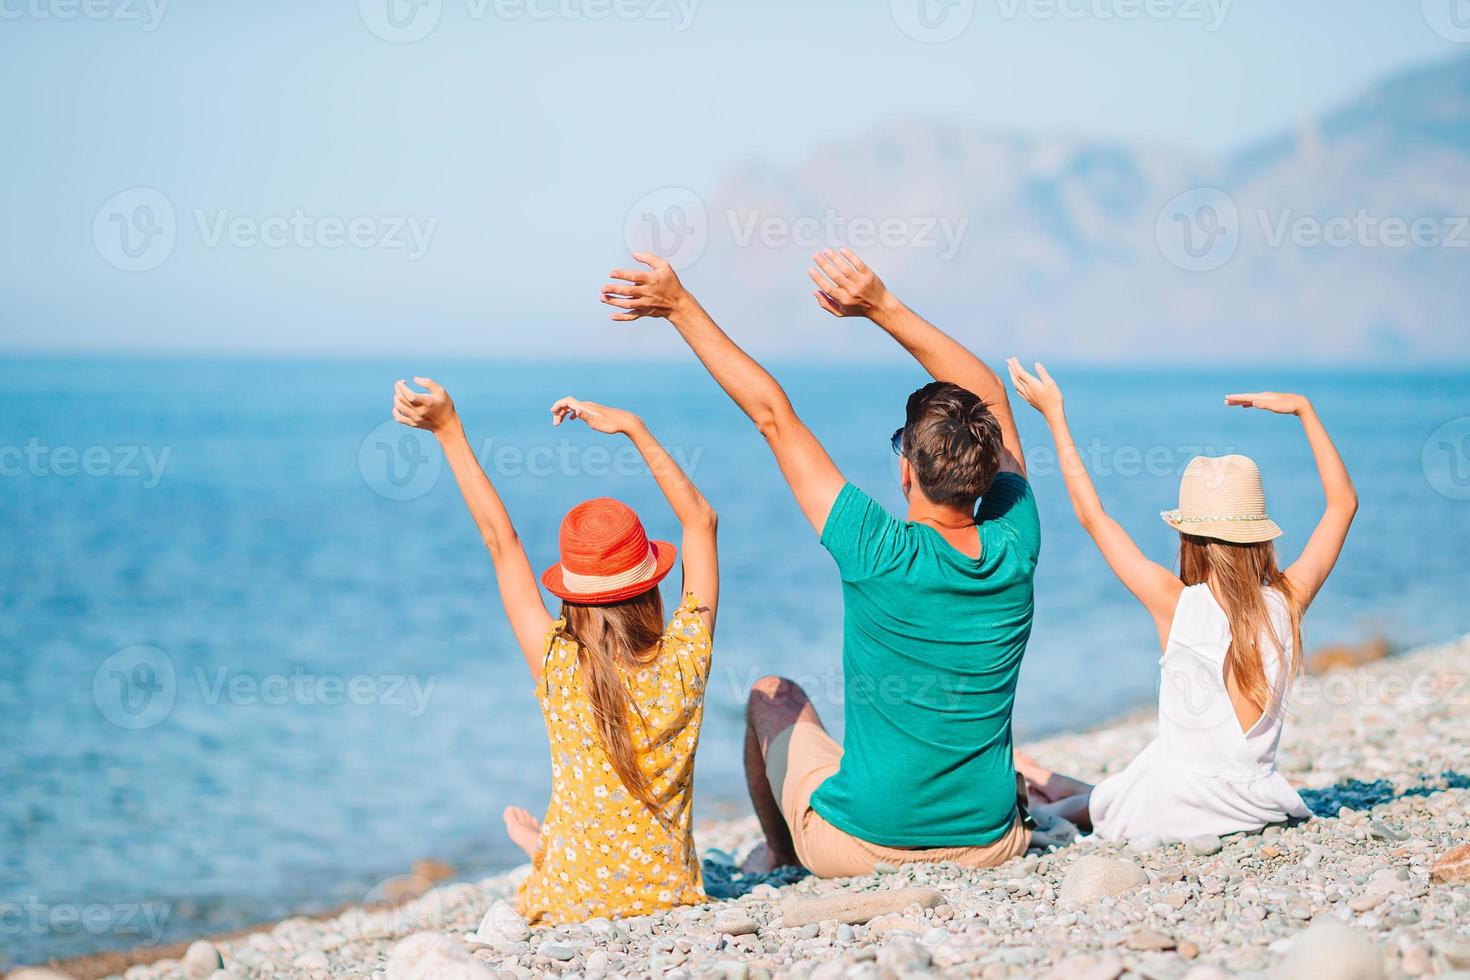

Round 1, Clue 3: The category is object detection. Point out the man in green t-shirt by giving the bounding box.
[602,247,1037,875]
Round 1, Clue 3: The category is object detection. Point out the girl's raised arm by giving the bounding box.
[1225,392,1357,609]
[394,379,554,678]
[1008,360,1184,650]
[551,397,719,633]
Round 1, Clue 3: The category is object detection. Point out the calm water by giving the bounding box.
[3,358,1468,964]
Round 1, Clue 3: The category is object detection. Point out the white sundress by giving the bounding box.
[1089,584,1312,842]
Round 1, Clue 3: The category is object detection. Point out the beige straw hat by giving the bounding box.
[1160,454,1282,544]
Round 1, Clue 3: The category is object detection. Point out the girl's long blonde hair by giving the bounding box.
[1178,534,1303,715]
[558,587,667,820]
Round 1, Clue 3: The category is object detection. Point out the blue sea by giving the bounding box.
[3,357,1469,966]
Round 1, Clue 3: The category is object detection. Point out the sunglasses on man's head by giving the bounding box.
[891,427,905,456]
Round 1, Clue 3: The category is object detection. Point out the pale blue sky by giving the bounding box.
[0,0,1461,354]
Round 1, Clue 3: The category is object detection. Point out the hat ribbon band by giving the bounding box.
[1161,509,1271,523]
[560,544,659,593]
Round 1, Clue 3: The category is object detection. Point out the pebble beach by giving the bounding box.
[19,633,1470,980]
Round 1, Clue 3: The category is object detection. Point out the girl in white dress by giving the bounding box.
[1004,363,1358,841]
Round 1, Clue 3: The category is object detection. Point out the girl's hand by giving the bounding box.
[1007,358,1064,419]
[809,248,892,319]
[1225,391,1309,416]
[550,397,642,436]
[393,377,457,433]
[601,253,691,322]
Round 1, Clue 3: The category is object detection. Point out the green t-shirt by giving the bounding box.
[810,472,1040,848]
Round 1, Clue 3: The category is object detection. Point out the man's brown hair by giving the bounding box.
[900,381,1002,509]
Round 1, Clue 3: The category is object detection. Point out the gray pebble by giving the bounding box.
[1188,834,1223,857]
[183,940,224,979]
[537,940,576,961]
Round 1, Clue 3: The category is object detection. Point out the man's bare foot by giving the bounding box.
[503,806,542,859]
[739,841,800,874]
[1015,750,1093,805]
[1014,750,1059,803]
[740,842,774,874]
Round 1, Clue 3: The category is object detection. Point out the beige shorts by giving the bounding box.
[766,722,1032,878]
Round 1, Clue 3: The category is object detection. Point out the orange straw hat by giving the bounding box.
[1161,454,1283,544]
[542,498,677,604]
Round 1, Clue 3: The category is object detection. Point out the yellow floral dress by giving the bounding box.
[516,593,712,924]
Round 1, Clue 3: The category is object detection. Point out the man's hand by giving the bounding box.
[809,248,893,320]
[393,377,457,434]
[1225,391,1309,416]
[1007,359,1064,421]
[550,396,642,436]
[601,252,693,322]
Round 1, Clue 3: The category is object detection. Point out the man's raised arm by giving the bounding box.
[602,253,846,533]
[809,248,1025,477]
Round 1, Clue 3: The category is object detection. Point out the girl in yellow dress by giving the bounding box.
[392,380,718,924]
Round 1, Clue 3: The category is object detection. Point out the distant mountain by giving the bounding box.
[683,55,1470,364]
